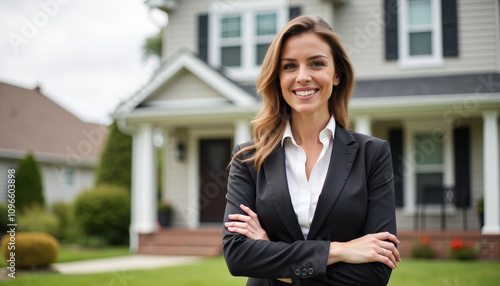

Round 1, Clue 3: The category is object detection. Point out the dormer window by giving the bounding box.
[209,0,289,82]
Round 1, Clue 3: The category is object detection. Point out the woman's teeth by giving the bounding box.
[295,90,316,96]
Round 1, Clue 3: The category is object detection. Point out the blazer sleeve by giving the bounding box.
[325,139,397,286]
[223,144,330,281]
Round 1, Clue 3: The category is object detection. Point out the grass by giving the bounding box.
[0,257,499,286]
[0,244,130,267]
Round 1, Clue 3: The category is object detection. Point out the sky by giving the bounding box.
[0,0,167,125]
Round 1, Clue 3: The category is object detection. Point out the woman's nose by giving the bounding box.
[296,66,311,83]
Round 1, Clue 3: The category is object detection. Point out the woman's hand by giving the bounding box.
[225,204,270,241]
[328,232,401,269]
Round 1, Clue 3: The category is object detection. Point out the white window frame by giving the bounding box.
[398,0,444,69]
[403,120,454,215]
[209,0,288,82]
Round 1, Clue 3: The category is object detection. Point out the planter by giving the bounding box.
[158,209,173,228]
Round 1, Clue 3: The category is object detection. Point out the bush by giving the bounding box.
[17,204,60,239]
[449,238,477,260]
[95,120,132,190]
[74,185,130,245]
[1,232,59,269]
[51,201,78,243]
[15,153,45,212]
[411,236,435,259]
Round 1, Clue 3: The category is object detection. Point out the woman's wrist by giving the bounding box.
[327,242,343,265]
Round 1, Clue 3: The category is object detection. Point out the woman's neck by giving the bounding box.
[290,112,331,148]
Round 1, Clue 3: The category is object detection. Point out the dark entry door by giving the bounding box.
[199,138,232,223]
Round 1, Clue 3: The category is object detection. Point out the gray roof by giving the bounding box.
[353,73,500,98]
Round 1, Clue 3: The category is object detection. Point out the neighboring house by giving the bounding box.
[0,82,108,206]
[114,0,500,253]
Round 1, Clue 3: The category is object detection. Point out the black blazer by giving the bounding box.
[223,124,397,286]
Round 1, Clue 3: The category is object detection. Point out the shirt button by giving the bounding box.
[295,269,301,276]
[302,269,308,276]
[308,268,314,275]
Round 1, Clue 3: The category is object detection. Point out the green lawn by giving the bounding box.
[1,257,499,286]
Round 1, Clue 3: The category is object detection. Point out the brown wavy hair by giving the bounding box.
[233,16,355,170]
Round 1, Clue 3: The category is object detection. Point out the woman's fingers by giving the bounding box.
[225,204,269,241]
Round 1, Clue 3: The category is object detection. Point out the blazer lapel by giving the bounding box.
[307,125,359,239]
[263,146,304,241]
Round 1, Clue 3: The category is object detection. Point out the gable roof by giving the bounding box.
[113,49,257,117]
[0,82,107,165]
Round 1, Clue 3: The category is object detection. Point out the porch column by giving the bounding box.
[482,111,500,234]
[130,123,158,252]
[354,115,372,136]
[234,119,251,145]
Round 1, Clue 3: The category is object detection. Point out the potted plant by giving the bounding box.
[158,201,174,228]
[476,197,484,228]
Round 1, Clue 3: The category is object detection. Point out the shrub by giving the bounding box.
[95,120,132,190]
[449,238,477,260]
[51,201,77,242]
[74,185,130,245]
[17,204,60,239]
[1,232,59,269]
[411,236,435,259]
[15,153,45,212]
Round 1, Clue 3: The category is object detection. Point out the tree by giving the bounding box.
[16,153,44,212]
[142,29,163,61]
[95,120,132,191]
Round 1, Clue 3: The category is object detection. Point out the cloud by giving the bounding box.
[0,0,160,124]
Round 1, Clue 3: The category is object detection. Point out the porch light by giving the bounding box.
[176,142,186,161]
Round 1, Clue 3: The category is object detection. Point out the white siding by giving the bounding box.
[289,0,334,24]
[163,0,211,59]
[334,0,499,79]
[162,134,190,227]
[147,68,227,102]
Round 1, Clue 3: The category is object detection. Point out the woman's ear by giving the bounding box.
[333,74,340,86]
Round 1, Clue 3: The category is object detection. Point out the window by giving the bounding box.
[220,15,242,67]
[65,169,74,186]
[403,121,454,214]
[397,0,444,68]
[209,0,288,81]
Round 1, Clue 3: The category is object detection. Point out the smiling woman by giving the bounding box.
[223,16,400,286]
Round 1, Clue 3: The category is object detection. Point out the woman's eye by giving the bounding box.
[311,61,325,67]
[283,63,296,70]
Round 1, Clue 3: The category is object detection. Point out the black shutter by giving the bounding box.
[453,127,470,207]
[289,6,301,20]
[198,14,209,62]
[441,0,459,56]
[384,0,399,60]
[389,129,404,207]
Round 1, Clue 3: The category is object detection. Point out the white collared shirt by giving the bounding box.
[281,116,336,239]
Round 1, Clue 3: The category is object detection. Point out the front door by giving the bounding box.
[199,138,232,223]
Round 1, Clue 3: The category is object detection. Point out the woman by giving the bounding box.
[223,16,400,286]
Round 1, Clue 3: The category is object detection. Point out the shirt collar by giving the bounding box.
[281,116,336,146]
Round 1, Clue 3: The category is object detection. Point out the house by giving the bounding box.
[0,82,108,206]
[114,0,500,257]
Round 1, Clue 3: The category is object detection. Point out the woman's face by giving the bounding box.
[279,32,339,119]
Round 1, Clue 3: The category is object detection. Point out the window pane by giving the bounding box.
[65,169,74,186]
[221,46,241,67]
[416,173,443,204]
[256,43,269,65]
[408,0,432,26]
[221,16,241,38]
[409,32,432,56]
[256,13,277,36]
[414,132,443,165]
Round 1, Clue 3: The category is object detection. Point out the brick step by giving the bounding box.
[139,228,223,256]
[138,245,222,256]
[141,234,222,246]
